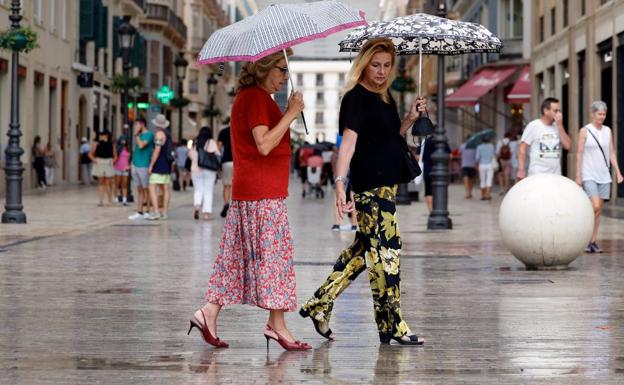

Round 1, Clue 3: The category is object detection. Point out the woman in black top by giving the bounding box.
[300,38,426,345]
[89,130,117,206]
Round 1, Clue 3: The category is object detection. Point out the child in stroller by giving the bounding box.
[306,150,324,198]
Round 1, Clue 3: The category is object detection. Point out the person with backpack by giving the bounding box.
[575,101,623,253]
[146,114,174,220]
[496,131,513,194]
[188,126,221,220]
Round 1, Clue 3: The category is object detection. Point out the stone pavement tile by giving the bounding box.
[0,181,623,384]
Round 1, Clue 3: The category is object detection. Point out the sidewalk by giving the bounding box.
[3,179,624,256]
[0,183,192,248]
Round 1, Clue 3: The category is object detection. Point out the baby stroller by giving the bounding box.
[306,154,324,199]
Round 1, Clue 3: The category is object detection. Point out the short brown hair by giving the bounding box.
[540,97,559,115]
[237,48,293,89]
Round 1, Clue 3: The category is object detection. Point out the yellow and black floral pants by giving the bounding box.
[300,185,412,341]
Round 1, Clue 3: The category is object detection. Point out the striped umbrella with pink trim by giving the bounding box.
[196,1,367,65]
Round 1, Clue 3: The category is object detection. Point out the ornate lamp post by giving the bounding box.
[174,52,189,143]
[427,1,452,229]
[117,16,136,203]
[2,0,26,223]
[391,57,416,205]
[207,73,218,136]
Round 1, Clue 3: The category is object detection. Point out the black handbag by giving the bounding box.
[399,139,422,183]
[197,148,221,171]
[411,109,435,136]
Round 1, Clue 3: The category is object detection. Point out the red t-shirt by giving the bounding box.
[231,85,291,200]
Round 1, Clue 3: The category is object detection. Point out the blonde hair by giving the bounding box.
[237,48,293,89]
[345,38,396,103]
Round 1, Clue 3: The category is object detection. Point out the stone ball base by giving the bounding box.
[499,174,594,270]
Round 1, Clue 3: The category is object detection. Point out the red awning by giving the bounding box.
[506,65,530,104]
[446,67,518,107]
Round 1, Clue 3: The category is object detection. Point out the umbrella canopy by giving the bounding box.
[197,1,367,65]
[465,128,495,149]
[338,13,501,96]
[338,13,502,56]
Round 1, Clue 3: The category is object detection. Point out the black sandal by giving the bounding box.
[381,335,424,346]
[299,308,334,340]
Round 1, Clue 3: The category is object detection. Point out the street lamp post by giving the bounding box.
[118,15,136,203]
[2,0,26,223]
[427,1,452,230]
[207,73,218,137]
[174,52,189,143]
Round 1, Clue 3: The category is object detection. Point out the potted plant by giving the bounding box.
[0,25,39,52]
[203,107,222,118]
[111,74,143,94]
[170,97,190,108]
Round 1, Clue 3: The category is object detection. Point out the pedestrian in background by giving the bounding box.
[299,38,425,346]
[147,114,174,220]
[176,139,191,191]
[113,137,130,206]
[517,97,571,179]
[460,139,476,198]
[475,135,495,200]
[508,129,519,186]
[298,143,313,197]
[189,48,311,351]
[420,135,450,211]
[188,127,220,220]
[44,141,57,186]
[217,125,233,217]
[79,137,93,185]
[32,135,47,189]
[90,130,117,206]
[495,132,513,194]
[128,118,155,220]
[576,101,624,253]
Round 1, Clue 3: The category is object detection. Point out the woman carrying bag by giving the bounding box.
[299,38,426,346]
[187,126,221,220]
[575,101,624,253]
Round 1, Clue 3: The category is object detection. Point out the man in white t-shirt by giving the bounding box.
[517,97,571,179]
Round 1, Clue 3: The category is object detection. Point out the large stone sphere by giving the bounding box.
[499,174,594,270]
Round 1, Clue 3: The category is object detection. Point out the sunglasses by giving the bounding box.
[275,66,289,74]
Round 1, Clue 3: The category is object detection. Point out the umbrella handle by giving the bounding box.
[418,38,422,97]
[283,49,308,135]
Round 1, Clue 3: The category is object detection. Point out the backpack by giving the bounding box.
[499,142,511,160]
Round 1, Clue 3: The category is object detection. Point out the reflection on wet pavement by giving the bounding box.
[0,183,623,384]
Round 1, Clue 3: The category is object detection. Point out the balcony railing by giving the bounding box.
[145,3,187,39]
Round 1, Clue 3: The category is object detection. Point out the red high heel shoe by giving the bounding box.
[187,309,229,348]
[263,324,312,351]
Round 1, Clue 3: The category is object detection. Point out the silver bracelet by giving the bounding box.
[334,176,348,184]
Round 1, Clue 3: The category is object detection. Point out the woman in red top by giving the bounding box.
[188,49,311,351]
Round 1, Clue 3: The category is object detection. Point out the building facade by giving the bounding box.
[531,0,624,201]
[0,0,78,191]
[288,60,350,143]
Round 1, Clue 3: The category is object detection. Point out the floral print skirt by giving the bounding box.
[205,198,297,311]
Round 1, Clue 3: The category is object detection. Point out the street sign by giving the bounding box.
[77,72,93,88]
[155,85,175,104]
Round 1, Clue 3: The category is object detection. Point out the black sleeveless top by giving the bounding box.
[95,141,113,159]
[152,130,172,174]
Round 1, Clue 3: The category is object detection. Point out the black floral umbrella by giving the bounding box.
[339,13,502,95]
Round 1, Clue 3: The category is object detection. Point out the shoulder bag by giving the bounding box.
[197,142,221,171]
[399,138,422,184]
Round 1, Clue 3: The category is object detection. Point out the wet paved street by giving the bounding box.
[1,180,624,384]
